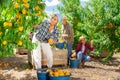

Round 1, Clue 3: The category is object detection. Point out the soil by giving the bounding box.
[0,53,120,80]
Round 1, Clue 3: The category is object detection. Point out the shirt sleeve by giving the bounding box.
[36,20,48,30]
[49,28,60,42]
[68,24,74,39]
[87,43,94,51]
[49,28,60,41]
[75,44,81,53]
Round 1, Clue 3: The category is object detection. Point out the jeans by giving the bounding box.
[66,43,73,65]
[77,51,91,63]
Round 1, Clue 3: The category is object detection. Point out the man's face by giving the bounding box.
[62,18,67,26]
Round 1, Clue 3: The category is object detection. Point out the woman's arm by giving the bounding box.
[75,44,81,53]
[48,27,60,44]
[87,42,94,51]
[34,20,48,30]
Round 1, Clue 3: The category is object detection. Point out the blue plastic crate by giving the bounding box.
[49,76,70,80]
[37,68,49,80]
[70,59,80,68]
[56,42,64,49]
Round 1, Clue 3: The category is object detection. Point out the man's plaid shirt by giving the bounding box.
[35,20,59,42]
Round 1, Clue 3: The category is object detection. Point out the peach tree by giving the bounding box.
[0,0,45,57]
[58,0,120,61]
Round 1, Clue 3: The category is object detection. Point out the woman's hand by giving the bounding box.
[90,40,94,47]
[33,24,38,28]
[48,38,56,45]
[52,40,57,44]
[71,52,76,58]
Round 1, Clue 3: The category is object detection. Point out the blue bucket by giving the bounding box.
[56,42,64,49]
[70,59,80,68]
[49,76,70,80]
[37,69,49,80]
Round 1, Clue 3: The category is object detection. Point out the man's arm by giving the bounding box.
[68,24,74,39]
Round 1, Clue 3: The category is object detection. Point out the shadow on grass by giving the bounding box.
[0,54,32,72]
[0,74,86,80]
[104,57,120,67]
[91,55,120,67]
[0,73,37,80]
[81,64,120,73]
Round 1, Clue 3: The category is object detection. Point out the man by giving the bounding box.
[62,17,74,66]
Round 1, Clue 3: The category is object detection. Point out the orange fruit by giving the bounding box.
[46,69,52,73]
[22,9,27,14]
[4,63,9,67]
[24,3,29,8]
[54,72,59,76]
[2,41,7,45]
[8,22,12,27]
[48,38,53,44]
[50,71,54,76]
[35,6,40,10]
[18,0,20,3]
[103,26,107,29]
[59,73,64,76]
[18,26,23,31]
[18,41,22,46]
[23,0,28,3]
[59,37,64,42]
[70,58,76,60]
[64,71,70,76]
[36,11,41,16]
[0,32,2,36]
[109,22,113,28]
[3,22,8,27]
[71,52,76,57]
[14,3,19,8]
[16,14,21,19]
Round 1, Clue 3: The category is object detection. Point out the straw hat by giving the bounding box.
[79,36,85,41]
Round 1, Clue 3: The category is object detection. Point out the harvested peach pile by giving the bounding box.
[47,69,70,77]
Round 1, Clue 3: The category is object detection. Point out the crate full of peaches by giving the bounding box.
[47,69,70,80]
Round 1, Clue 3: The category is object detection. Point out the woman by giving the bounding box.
[75,36,94,67]
[32,14,59,69]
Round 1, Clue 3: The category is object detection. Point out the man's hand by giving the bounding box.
[62,34,68,39]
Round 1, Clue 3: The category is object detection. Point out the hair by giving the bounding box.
[50,14,58,25]
[51,14,58,20]
[62,16,67,20]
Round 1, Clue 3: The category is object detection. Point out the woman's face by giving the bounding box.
[50,16,58,26]
[81,38,86,44]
